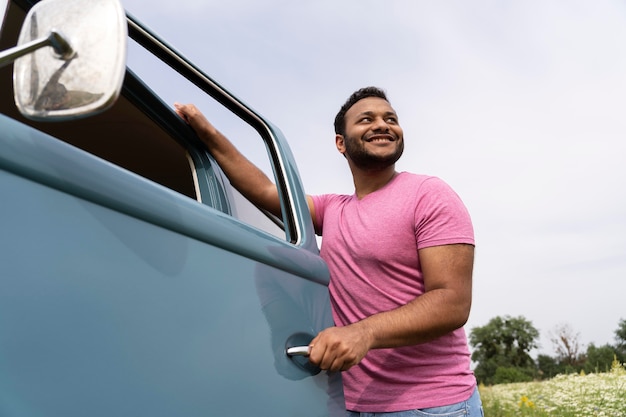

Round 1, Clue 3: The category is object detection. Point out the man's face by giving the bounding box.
[338,97,404,171]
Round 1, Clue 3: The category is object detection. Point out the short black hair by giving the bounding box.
[334,86,388,136]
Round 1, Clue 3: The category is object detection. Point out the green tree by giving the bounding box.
[537,353,562,379]
[469,315,540,385]
[583,343,619,374]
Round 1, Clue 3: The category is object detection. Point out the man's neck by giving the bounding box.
[351,166,398,199]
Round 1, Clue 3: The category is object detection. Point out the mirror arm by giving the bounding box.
[0,30,75,69]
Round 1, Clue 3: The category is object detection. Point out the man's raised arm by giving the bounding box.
[174,103,283,217]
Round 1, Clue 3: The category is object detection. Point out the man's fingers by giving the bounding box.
[308,339,353,372]
[173,102,190,122]
[307,326,368,372]
[308,340,334,370]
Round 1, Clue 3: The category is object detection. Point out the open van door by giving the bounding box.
[0,0,343,415]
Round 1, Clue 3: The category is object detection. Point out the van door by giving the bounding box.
[0,1,343,415]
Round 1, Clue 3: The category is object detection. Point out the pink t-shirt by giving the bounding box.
[312,172,476,412]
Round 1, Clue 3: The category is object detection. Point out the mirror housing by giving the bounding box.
[3,0,127,121]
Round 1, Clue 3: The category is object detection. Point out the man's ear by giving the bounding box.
[335,134,346,154]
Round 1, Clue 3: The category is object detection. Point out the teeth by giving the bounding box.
[364,135,395,142]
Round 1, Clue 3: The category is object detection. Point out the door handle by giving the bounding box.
[286,345,310,357]
[285,333,320,375]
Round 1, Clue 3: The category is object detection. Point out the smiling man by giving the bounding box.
[334,93,404,176]
[175,87,483,416]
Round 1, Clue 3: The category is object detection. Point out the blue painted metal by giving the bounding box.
[0,165,340,415]
[0,115,329,285]
[0,1,341,415]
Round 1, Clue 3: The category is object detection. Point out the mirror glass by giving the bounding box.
[13,0,127,120]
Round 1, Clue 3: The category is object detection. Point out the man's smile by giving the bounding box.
[364,134,397,143]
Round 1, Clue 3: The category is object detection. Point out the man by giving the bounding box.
[174,87,483,416]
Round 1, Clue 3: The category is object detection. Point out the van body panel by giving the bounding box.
[1,167,337,416]
[0,0,342,415]
[0,114,329,284]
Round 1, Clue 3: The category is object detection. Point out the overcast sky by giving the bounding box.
[4,0,626,355]
[115,0,626,355]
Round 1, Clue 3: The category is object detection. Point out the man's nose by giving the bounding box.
[372,117,390,132]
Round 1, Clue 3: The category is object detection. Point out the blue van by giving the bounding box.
[0,0,343,415]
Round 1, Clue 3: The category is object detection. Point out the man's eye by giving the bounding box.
[386,117,398,123]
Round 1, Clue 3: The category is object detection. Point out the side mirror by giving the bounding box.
[0,0,127,120]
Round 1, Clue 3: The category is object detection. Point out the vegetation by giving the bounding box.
[479,358,626,416]
[469,315,540,385]
[469,316,626,385]
[470,317,626,415]
[549,323,585,368]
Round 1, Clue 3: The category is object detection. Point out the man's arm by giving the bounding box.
[175,103,317,222]
[174,103,284,217]
[308,243,474,372]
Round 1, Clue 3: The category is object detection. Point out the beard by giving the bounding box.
[343,135,404,171]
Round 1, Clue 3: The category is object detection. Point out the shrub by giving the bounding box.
[493,366,534,384]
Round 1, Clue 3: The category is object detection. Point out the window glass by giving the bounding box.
[126,37,287,240]
[227,186,285,239]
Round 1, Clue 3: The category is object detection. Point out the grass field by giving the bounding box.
[478,360,626,416]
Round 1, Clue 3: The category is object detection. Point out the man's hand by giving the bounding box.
[174,102,220,142]
[308,324,374,372]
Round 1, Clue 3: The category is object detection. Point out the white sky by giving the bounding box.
[45,0,626,355]
[119,0,626,355]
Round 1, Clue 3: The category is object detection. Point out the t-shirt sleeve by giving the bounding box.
[311,194,328,235]
[414,177,475,249]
